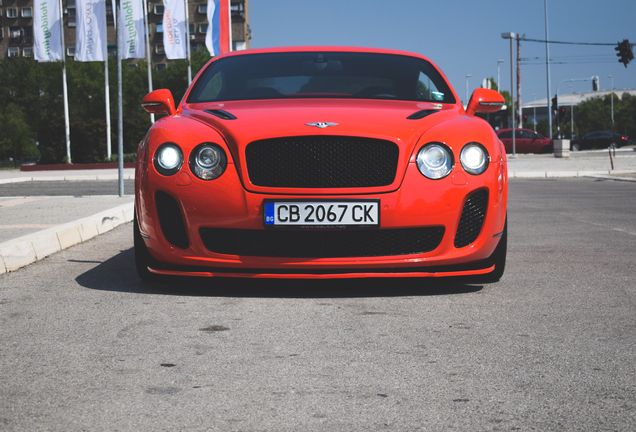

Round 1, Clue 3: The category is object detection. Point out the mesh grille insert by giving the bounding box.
[454,189,489,248]
[245,136,399,188]
[200,227,445,258]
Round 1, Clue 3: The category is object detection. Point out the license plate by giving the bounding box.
[264,200,380,228]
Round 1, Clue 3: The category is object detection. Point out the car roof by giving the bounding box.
[213,45,433,62]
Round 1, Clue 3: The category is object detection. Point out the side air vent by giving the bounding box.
[204,109,237,120]
[407,109,438,120]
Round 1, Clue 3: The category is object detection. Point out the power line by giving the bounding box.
[520,37,629,47]
[520,54,617,65]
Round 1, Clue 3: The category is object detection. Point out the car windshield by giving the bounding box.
[187,51,456,104]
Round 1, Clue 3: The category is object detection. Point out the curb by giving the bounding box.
[509,170,636,179]
[0,202,134,274]
[0,174,135,184]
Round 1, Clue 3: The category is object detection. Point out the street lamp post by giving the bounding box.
[544,0,552,139]
[569,85,574,139]
[465,74,472,106]
[556,77,592,139]
[502,32,516,156]
[532,93,536,132]
[608,75,614,146]
[497,59,504,92]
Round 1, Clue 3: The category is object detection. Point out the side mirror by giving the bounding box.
[466,88,505,117]
[141,89,176,116]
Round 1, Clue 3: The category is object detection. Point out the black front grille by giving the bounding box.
[155,191,189,249]
[200,227,445,258]
[245,136,399,188]
[454,189,489,248]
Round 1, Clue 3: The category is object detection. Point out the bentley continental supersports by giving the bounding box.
[135,46,508,281]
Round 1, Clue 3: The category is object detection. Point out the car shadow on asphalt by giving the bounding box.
[75,248,484,298]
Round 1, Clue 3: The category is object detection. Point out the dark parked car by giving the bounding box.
[570,132,629,151]
[19,157,39,166]
[496,128,553,154]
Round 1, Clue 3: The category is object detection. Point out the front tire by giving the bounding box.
[481,217,507,283]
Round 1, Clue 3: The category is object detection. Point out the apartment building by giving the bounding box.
[0,0,251,68]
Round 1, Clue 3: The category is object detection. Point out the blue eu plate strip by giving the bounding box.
[264,202,275,225]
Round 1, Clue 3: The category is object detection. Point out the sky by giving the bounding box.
[248,0,636,106]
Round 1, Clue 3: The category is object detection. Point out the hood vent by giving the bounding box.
[204,109,237,120]
[407,109,438,120]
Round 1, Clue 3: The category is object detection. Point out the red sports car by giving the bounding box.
[496,128,553,154]
[135,46,508,281]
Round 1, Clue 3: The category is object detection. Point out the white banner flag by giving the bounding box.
[34,0,63,61]
[120,0,145,59]
[205,0,218,56]
[163,0,187,59]
[75,0,107,62]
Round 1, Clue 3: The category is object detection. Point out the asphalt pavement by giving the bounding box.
[0,148,635,274]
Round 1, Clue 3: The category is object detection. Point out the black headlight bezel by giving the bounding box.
[188,143,228,181]
[416,142,455,180]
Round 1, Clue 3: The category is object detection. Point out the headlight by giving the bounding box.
[189,143,227,180]
[460,143,489,175]
[416,143,454,179]
[154,143,183,176]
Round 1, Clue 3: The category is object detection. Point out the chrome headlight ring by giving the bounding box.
[460,142,489,175]
[154,143,183,176]
[189,143,227,180]
[416,142,454,180]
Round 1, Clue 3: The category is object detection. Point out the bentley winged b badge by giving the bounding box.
[305,122,339,129]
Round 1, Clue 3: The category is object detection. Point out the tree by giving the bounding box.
[0,103,37,163]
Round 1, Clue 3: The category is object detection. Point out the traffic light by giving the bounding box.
[551,96,558,114]
[615,39,634,67]
[592,76,599,91]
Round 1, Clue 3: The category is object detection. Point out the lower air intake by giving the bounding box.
[155,191,189,249]
[454,189,489,248]
[200,227,445,258]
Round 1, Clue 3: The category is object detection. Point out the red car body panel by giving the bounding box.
[135,46,508,279]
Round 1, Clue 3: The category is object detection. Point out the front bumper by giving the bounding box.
[135,158,507,278]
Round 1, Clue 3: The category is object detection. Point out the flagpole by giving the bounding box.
[104,7,112,160]
[143,0,154,123]
[227,0,232,52]
[116,0,124,197]
[58,0,71,163]
[184,0,192,85]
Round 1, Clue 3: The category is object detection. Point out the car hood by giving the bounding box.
[181,99,463,193]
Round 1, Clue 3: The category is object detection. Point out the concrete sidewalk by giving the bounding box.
[0,168,136,273]
[1,149,635,274]
[507,147,636,179]
[0,168,135,183]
